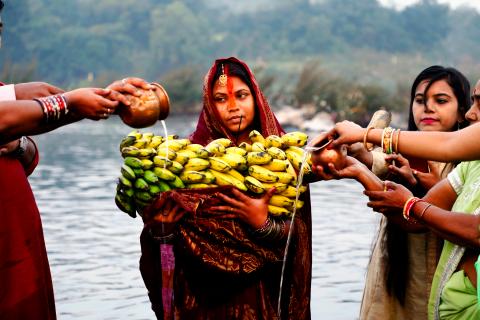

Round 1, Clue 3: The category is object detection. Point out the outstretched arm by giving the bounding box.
[325,120,480,162]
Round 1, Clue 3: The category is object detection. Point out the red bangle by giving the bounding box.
[403,196,422,222]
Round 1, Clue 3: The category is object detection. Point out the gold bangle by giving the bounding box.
[363,127,375,152]
[418,203,432,220]
[394,129,401,154]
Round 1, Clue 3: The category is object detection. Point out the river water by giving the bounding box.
[29,115,379,320]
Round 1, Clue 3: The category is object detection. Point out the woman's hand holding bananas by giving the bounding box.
[209,187,277,229]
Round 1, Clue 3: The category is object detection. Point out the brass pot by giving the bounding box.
[118,83,170,128]
[310,133,347,172]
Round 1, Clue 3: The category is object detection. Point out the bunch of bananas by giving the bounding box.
[115,130,312,218]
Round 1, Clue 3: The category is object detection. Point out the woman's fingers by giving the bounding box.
[216,192,244,209]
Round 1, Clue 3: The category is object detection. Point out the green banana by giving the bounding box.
[167,175,185,189]
[143,170,159,184]
[121,164,136,180]
[119,175,133,188]
[134,178,149,191]
[149,184,162,196]
[248,165,279,183]
[132,167,144,176]
[115,193,136,218]
[119,135,137,152]
[281,131,308,147]
[135,190,153,202]
[158,180,172,192]
[124,156,143,169]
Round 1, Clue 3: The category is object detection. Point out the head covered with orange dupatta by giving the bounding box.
[189,57,284,145]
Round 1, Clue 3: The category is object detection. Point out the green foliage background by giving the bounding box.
[2,0,480,124]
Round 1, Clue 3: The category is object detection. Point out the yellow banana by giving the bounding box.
[142,132,154,140]
[138,148,156,158]
[249,130,265,144]
[285,148,304,172]
[267,147,287,160]
[226,146,247,156]
[195,147,210,159]
[141,159,154,170]
[210,169,247,191]
[168,161,184,174]
[244,176,265,194]
[174,150,195,165]
[239,142,252,152]
[281,131,308,147]
[285,160,298,181]
[133,138,148,149]
[153,167,176,181]
[248,165,279,183]
[251,142,266,152]
[179,170,206,184]
[201,170,216,184]
[209,157,231,173]
[153,155,172,168]
[205,142,225,156]
[210,138,232,148]
[268,205,290,217]
[127,130,142,140]
[156,147,176,160]
[227,168,245,182]
[175,138,191,147]
[247,151,272,165]
[166,134,179,140]
[269,195,294,208]
[221,153,246,170]
[265,135,284,148]
[272,171,294,184]
[261,159,287,172]
[262,182,288,193]
[121,146,140,158]
[293,199,304,209]
[148,136,163,149]
[280,185,300,198]
[158,140,183,152]
[187,183,212,189]
[185,143,204,152]
[119,136,137,152]
[184,158,210,171]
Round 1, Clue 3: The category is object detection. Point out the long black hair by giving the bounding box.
[385,65,470,305]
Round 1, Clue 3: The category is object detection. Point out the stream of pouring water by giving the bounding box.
[277,147,313,317]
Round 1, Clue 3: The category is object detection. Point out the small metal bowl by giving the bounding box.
[118,83,170,128]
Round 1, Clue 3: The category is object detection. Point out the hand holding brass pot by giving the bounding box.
[117,83,170,128]
[309,132,347,172]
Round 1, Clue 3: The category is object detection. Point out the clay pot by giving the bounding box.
[117,83,170,128]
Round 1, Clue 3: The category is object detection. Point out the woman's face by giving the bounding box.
[465,80,480,125]
[212,75,255,134]
[412,79,461,132]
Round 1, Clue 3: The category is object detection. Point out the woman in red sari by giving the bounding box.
[140,57,312,319]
